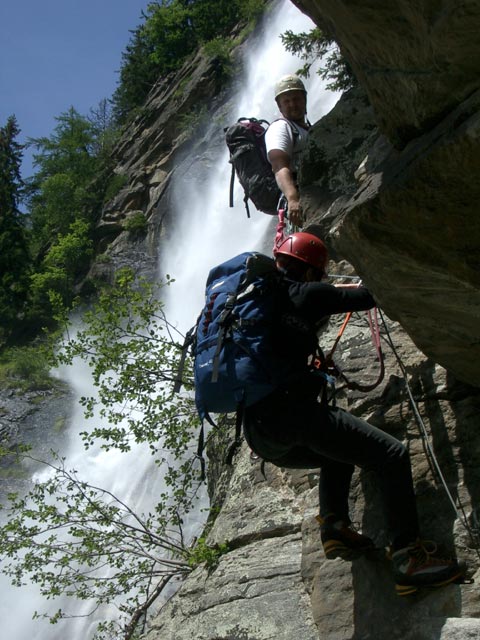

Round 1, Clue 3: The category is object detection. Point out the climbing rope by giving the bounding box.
[319,272,478,555]
[273,207,287,255]
[323,277,385,393]
[378,308,480,557]
[273,203,301,255]
[326,310,353,361]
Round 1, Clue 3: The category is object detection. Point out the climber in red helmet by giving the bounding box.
[243,231,466,595]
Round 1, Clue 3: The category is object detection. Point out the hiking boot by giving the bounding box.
[392,539,466,596]
[317,515,375,560]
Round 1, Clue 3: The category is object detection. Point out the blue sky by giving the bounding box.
[0,1,148,179]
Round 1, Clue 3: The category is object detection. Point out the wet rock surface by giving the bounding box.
[0,385,73,499]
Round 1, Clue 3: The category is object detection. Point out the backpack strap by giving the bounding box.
[196,406,243,482]
[276,116,311,132]
[229,161,250,217]
[196,421,207,480]
[243,195,251,218]
[229,163,235,208]
[173,324,197,393]
[271,116,301,139]
[196,412,217,481]
[225,404,244,465]
[211,293,236,382]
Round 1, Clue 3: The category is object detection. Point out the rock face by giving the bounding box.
[291,0,480,389]
[331,91,480,388]
[0,385,73,499]
[84,46,238,286]
[292,0,480,148]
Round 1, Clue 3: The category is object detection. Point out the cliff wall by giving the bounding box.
[293,0,480,389]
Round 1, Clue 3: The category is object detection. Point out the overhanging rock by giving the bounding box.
[291,0,480,147]
[330,89,480,387]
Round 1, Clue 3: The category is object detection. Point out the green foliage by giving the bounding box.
[26,107,102,254]
[103,172,128,204]
[28,219,93,327]
[187,537,229,570]
[0,116,31,346]
[177,105,209,137]
[0,102,123,343]
[203,37,234,81]
[18,104,122,338]
[112,0,266,123]
[280,27,355,92]
[0,271,206,637]
[0,116,24,210]
[123,212,148,234]
[87,98,120,161]
[0,451,191,640]
[51,267,201,518]
[28,107,100,184]
[0,343,54,391]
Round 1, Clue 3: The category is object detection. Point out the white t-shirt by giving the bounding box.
[265,118,309,172]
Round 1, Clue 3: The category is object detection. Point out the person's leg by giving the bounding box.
[318,458,354,523]
[246,391,419,543]
[246,393,466,589]
[301,405,419,547]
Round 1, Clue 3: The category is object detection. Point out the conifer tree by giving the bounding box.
[26,107,100,254]
[0,116,31,345]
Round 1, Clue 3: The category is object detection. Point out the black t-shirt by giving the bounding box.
[277,280,376,375]
[288,280,376,324]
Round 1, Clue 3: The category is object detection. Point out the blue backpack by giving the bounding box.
[194,251,296,419]
[187,252,301,470]
[173,251,329,473]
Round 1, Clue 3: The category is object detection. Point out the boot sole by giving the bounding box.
[395,568,467,596]
[324,539,375,561]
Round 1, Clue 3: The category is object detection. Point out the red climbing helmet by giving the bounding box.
[275,232,328,272]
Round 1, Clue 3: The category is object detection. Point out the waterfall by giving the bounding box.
[162,1,339,327]
[0,2,340,638]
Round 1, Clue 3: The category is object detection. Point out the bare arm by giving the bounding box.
[268,149,303,226]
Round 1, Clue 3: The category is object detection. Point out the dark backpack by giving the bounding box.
[225,118,281,217]
[193,251,297,421]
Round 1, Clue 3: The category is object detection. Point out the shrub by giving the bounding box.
[123,212,148,234]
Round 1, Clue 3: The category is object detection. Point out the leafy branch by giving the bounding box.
[0,450,192,639]
[281,27,355,92]
[0,268,227,638]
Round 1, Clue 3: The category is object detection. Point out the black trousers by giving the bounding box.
[244,388,419,548]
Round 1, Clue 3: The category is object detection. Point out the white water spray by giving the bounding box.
[0,2,340,638]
